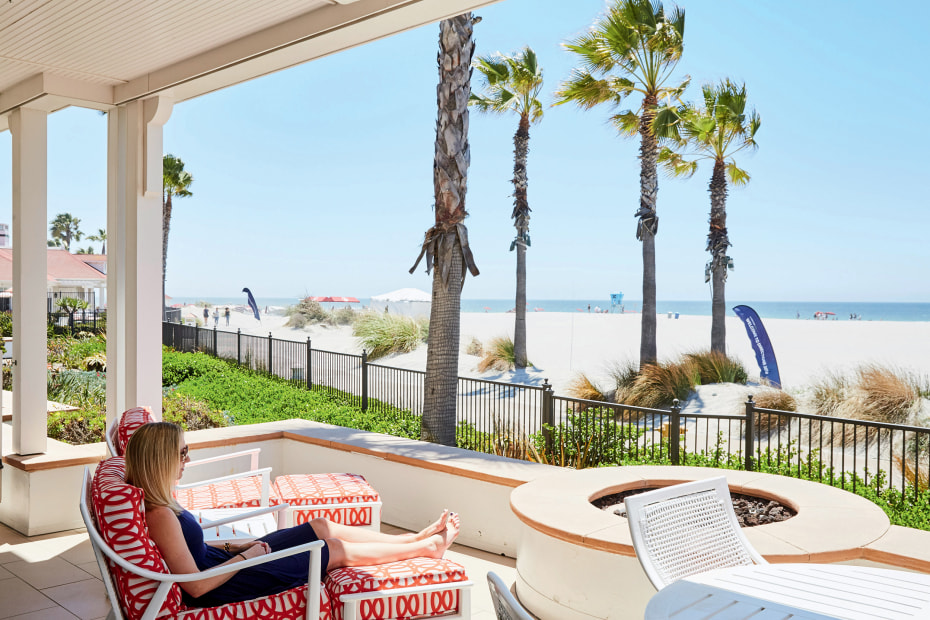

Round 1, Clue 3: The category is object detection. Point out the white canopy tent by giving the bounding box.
[370,288,431,317]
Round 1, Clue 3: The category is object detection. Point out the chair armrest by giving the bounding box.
[176,467,271,490]
[185,448,260,471]
[196,504,289,529]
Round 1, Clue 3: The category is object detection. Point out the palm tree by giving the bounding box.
[88,228,107,254]
[469,47,543,369]
[163,154,193,319]
[410,13,480,445]
[555,0,687,367]
[49,213,83,251]
[653,80,760,353]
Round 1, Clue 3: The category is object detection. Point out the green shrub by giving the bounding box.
[47,369,106,409]
[330,307,357,326]
[163,392,228,431]
[47,335,106,369]
[47,408,106,444]
[162,348,231,386]
[0,311,12,337]
[285,299,330,328]
[353,312,427,360]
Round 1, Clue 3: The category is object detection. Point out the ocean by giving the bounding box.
[169,296,930,322]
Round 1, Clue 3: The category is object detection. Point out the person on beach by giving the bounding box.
[224,307,230,326]
[203,307,209,325]
[212,307,219,327]
[124,422,460,608]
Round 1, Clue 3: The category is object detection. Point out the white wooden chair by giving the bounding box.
[624,476,767,590]
[487,572,533,620]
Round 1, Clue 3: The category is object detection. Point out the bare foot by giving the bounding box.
[425,512,460,558]
[415,509,450,540]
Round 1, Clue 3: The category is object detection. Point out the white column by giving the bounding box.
[106,97,172,424]
[9,107,48,455]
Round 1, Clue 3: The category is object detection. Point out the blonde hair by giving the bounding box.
[124,422,185,514]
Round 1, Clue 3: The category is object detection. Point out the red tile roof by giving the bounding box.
[0,249,106,284]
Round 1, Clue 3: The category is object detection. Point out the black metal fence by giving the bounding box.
[162,322,930,497]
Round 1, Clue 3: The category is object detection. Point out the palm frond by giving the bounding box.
[554,70,624,109]
[610,110,641,137]
[658,147,698,178]
[726,162,751,186]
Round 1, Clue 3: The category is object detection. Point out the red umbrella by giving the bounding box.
[307,296,359,303]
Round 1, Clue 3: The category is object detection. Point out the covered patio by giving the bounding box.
[3,3,930,619]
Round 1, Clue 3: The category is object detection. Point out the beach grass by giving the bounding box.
[684,350,749,384]
[352,312,428,360]
[477,336,531,371]
[749,389,797,433]
[566,372,608,402]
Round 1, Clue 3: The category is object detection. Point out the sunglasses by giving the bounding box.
[180,445,190,460]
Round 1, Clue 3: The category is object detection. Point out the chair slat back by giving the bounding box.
[487,571,534,620]
[624,477,766,590]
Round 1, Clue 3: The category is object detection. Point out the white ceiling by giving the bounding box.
[0,0,501,130]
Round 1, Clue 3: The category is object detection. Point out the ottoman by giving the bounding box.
[274,473,382,529]
[325,557,471,620]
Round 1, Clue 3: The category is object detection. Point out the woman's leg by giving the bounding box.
[308,510,450,544]
[325,514,460,570]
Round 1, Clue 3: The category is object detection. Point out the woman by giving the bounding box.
[124,422,459,608]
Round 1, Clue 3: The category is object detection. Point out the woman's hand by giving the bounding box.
[238,540,271,560]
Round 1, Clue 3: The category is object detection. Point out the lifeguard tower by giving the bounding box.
[610,292,624,313]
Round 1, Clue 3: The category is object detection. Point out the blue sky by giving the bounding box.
[1,0,928,302]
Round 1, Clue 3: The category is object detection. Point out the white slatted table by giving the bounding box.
[192,508,279,543]
[646,564,930,620]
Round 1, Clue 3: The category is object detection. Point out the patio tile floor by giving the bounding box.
[0,521,518,620]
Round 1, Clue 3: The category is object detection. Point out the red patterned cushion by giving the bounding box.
[178,584,333,620]
[291,505,374,527]
[326,558,467,620]
[176,476,278,510]
[91,457,183,620]
[274,473,380,506]
[116,406,155,456]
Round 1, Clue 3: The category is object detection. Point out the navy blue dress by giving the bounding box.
[176,510,330,608]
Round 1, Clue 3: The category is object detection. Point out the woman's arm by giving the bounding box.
[146,506,267,599]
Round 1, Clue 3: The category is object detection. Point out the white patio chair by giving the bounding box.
[624,476,767,590]
[487,571,534,620]
[106,407,275,510]
[80,466,326,620]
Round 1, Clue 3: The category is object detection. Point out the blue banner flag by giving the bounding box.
[242,288,261,321]
[732,305,781,388]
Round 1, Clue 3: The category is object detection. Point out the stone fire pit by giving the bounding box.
[509,466,890,620]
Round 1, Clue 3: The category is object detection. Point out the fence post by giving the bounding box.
[267,332,273,376]
[213,325,217,356]
[237,329,241,366]
[670,398,681,465]
[361,350,369,412]
[306,337,312,390]
[744,395,755,471]
[194,325,199,351]
[541,379,554,454]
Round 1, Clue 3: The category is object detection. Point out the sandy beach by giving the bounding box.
[181,304,930,405]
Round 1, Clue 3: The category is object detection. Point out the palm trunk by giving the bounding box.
[512,114,531,368]
[163,194,172,321]
[418,13,478,446]
[708,158,730,353]
[637,96,659,368]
